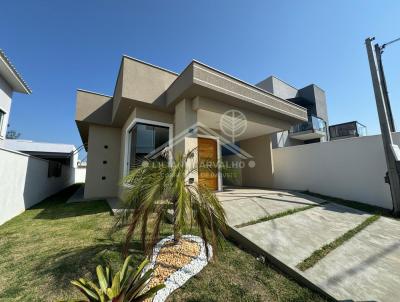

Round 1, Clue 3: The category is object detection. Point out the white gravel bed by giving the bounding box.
[145,234,212,302]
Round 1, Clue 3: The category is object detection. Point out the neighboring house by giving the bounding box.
[0,50,83,225]
[0,50,31,143]
[329,121,367,141]
[0,50,76,224]
[76,56,308,199]
[256,76,329,148]
[3,139,78,167]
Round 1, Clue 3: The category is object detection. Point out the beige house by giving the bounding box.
[75,56,307,199]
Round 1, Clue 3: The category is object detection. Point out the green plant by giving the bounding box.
[119,149,227,257]
[62,256,164,302]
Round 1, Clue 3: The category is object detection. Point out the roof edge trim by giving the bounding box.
[0,49,31,94]
[77,89,113,98]
[122,55,179,76]
[191,60,307,112]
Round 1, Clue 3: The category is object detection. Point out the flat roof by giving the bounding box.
[0,49,31,94]
[3,140,75,154]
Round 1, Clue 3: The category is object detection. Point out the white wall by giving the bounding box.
[74,167,86,183]
[0,76,13,140]
[273,133,400,210]
[0,147,76,225]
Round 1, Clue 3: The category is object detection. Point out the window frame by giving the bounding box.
[124,118,173,177]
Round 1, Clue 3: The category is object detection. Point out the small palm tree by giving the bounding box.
[119,148,227,257]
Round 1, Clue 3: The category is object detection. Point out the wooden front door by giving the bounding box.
[198,137,218,190]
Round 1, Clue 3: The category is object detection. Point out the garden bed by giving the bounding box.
[146,235,212,302]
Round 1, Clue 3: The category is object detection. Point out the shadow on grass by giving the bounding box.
[32,184,82,209]
[34,200,111,220]
[32,184,111,220]
[34,240,145,293]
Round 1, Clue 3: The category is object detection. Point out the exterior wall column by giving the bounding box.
[84,125,121,199]
[174,98,197,155]
[240,134,274,188]
[174,98,198,184]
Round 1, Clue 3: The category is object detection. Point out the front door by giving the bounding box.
[198,137,218,190]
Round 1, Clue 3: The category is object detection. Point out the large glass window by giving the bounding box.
[128,123,169,169]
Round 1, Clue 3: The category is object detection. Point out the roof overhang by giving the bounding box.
[75,90,114,148]
[165,61,308,124]
[0,50,31,94]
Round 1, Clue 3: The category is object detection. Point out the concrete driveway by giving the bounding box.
[217,187,400,302]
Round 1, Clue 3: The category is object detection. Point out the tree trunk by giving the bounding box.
[173,200,181,243]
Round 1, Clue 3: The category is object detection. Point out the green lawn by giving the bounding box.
[0,185,325,302]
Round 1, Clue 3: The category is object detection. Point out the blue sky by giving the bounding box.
[1,1,399,155]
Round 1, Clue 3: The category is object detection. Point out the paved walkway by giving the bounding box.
[217,188,400,302]
[66,185,85,203]
[219,188,323,226]
[66,185,123,214]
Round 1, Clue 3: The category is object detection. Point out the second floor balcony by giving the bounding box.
[289,115,327,141]
[329,121,367,141]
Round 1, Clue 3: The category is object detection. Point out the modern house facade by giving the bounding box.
[76,56,308,199]
[256,76,329,148]
[0,50,31,143]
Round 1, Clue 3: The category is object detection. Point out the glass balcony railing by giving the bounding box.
[329,121,367,140]
[289,116,327,134]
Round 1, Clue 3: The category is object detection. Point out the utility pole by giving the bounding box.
[375,44,396,132]
[365,37,400,216]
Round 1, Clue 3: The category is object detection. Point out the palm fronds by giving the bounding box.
[118,148,227,258]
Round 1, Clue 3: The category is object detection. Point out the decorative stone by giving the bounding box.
[144,235,213,302]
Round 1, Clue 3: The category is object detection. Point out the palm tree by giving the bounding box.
[118,148,227,258]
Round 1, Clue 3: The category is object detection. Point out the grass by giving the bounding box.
[0,184,326,302]
[235,202,328,228]
[296,214,381,271]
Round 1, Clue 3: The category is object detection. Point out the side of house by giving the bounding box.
[0,49,31,143]
[0,147,75,225]
[0,74,13,139]
[0,50,80,225]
